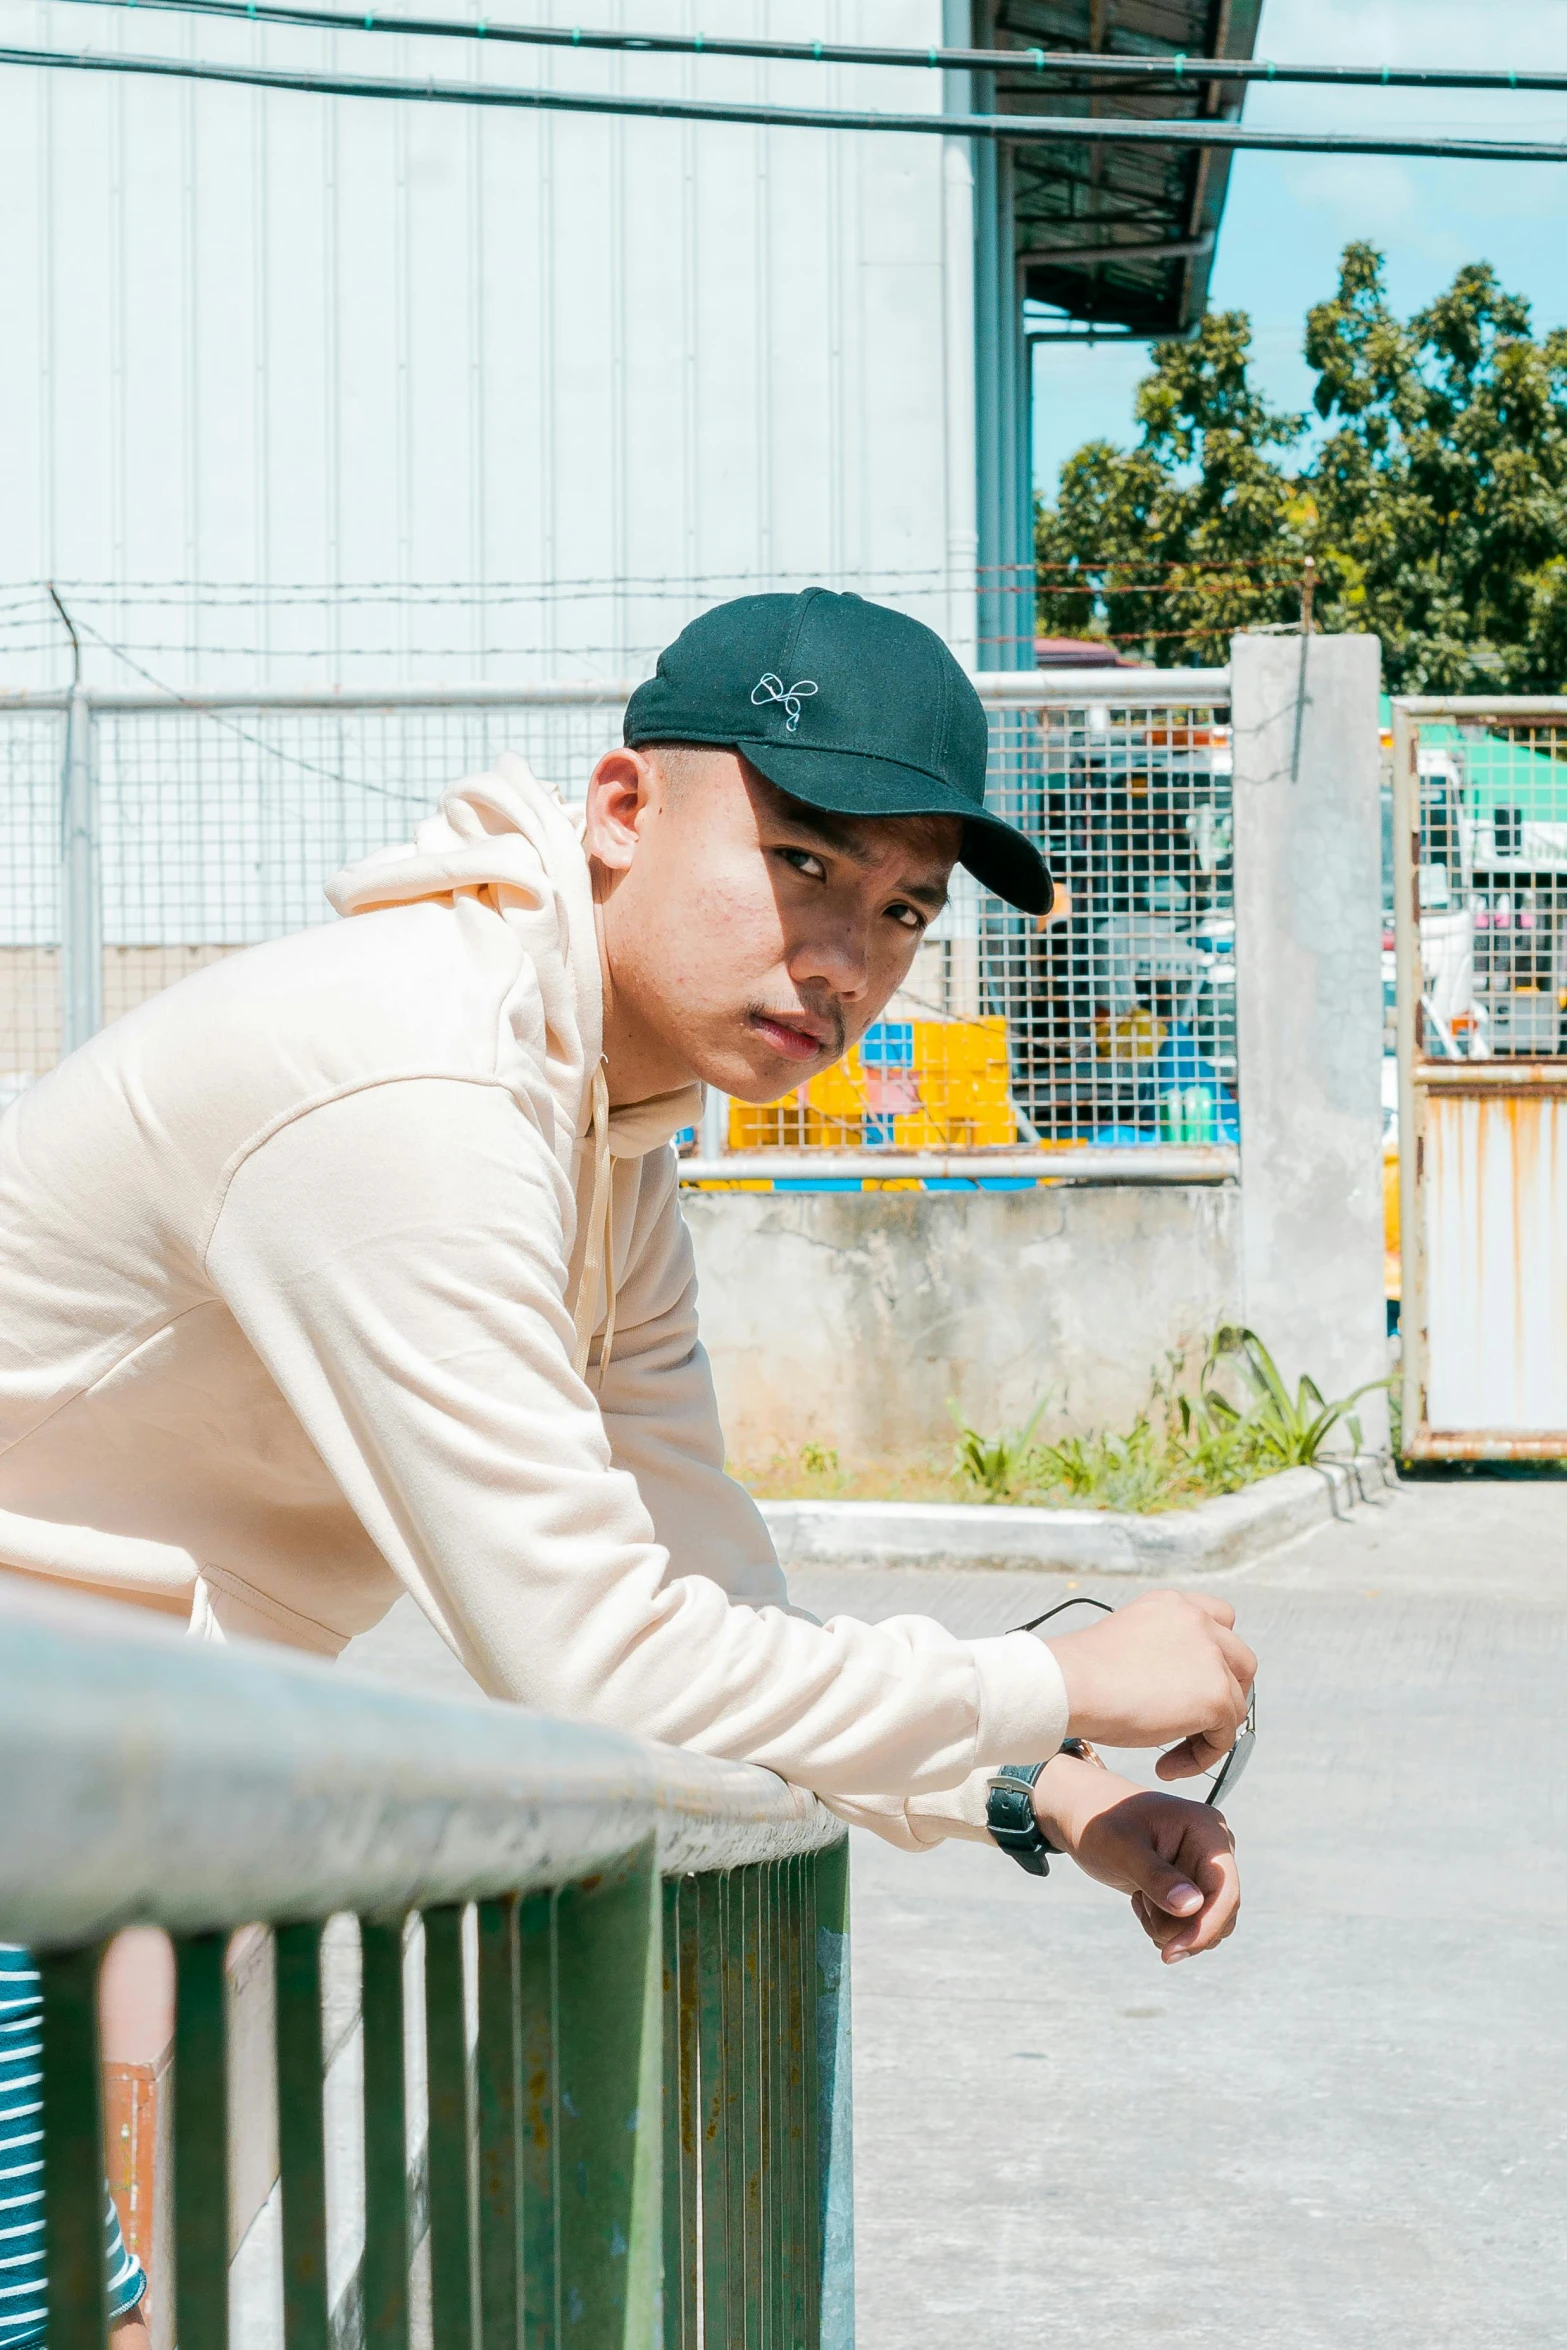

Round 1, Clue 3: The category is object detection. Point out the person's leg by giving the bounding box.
[0,1943,152,2350]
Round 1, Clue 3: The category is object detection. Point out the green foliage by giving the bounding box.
[951,1395,1051,1503]
[1036,310,1307,663]
[949,1330,1385,1514]
[1036,240,1567,692]
[1194,1326,1386,1468]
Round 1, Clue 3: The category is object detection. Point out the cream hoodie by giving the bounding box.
[0,758,1068,1846]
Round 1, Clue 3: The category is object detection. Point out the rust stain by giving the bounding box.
[103,2060,161,2270]
[1412,1427,1567,1460]
[1422,1077,1567,1454]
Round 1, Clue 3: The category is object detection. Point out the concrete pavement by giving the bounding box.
[345,1476,1567,2347]
[792,1477,1567,2350]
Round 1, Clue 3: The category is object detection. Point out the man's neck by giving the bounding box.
[597,928,696,1108]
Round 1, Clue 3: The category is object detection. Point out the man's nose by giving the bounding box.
[790,918,871,1000]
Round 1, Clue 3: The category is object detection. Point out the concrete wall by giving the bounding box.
[1230,631,1389,1444]
[686,1184,1242,1467]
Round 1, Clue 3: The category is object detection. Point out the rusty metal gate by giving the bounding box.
[1393,697,1567,1457]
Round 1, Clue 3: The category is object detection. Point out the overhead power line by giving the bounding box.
[5,43,1567,160]
[47,0,1567,95]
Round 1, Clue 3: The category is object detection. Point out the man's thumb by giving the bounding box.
[1135,1857,1203,1918]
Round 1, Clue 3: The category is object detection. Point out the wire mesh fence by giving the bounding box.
[744,690,1237,1154]
[0,677,1236,1162]
[1404,714,1567,1062]
[0,712,65,1106]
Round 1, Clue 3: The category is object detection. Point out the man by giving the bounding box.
[0,590,1252,1959]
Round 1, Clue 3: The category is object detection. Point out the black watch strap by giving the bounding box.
[986,1741,1090,1877]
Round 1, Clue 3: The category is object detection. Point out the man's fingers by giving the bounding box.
[1158,1844,1241,1963]
[1179,1592,1237,1630]
[1154,1732,1231,1780]
[1132,1854,1204,1919]
[1130,1890,1180,1948]
[1213,1625,1258,1690]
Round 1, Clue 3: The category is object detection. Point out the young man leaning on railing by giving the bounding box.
[0,589,1252,1956]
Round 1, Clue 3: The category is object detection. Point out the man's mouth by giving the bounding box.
[748,1008,838,1064]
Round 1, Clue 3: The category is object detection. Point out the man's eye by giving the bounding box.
[779,847,827,881]
[888,902,925,932]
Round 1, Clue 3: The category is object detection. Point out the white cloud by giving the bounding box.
[1258,0,1567,71]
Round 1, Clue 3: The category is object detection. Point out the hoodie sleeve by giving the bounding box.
[594,1154,1041,1850]
[204,1075,1069,1817]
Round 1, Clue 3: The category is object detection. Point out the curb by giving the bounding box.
[760,1455,1397,1578]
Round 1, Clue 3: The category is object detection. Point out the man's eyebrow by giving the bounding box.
[770,797,875,861]
[771,796,952,911]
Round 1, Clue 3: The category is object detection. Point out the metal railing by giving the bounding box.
[0,669,1237,1183]
[0,1583,851,2350]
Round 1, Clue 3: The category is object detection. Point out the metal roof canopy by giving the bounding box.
[996,0,1263,338]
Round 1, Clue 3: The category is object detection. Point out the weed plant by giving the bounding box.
[951,1328,1385,1513]
[737,1329,1385,1515]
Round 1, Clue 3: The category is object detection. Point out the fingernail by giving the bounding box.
[1167,1881,1201,1913]
[1165,1946,1192,1964]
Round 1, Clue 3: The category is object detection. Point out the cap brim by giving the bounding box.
[738,740,1054,918]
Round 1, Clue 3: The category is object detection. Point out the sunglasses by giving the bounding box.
[1015,1594,1255,1808]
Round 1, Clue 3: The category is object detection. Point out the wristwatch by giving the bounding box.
[986,1739,1091,1876]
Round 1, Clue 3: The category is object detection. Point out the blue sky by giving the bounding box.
[1031,0,1567,500]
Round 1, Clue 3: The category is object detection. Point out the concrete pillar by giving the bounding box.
[1230,630,1389,1446]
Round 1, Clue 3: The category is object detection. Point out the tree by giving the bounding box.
[1036,241,1567,691]
[1035,309,1306,664]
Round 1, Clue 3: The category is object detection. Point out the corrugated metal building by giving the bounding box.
[0,0,1255,690]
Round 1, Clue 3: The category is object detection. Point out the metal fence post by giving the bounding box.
[812,1843,854,2350]
[554,1838,662,2350]
[39,1945,111,2350]
[60,687,103,1054]
[698,1089,727,1161]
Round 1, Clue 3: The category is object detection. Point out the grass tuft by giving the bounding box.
[736,1329,1385,1516]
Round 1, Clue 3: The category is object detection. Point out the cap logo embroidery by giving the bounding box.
[750,673,819,734]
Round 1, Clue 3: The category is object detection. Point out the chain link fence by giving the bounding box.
[0,674,1236,1166]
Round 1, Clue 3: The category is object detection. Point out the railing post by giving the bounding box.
[39,1945,111,2350]
[695,1873,733,2347]
[476,1899,522,2350]
[173,1934,231,2350]
[813,1844,854,2350]
[60,686,102,1055]
[424,1906,478,2350]
[360,1920,411,2350]
[274,1923,330,2350]
[518,1892,559,2350]
[660,1879,699,2350]
[554,1839,662,2350]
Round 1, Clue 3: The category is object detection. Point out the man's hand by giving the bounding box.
[1043,1588,1255,1776]
[1034,1754,1240,1964]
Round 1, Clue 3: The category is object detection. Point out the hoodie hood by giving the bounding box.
[326,752,700,1163]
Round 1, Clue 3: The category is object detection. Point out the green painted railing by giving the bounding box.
[0,1585,851,2350]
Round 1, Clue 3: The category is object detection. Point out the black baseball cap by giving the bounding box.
[623,588,1053,916]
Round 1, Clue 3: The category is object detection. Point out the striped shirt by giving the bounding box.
[0,1946,147,2348]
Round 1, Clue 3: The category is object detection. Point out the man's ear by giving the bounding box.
[584,748,661,876]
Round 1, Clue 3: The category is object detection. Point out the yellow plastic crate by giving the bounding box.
[729,1017,1015,1151]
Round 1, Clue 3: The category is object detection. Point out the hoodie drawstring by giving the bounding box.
[571,1061,618,1387]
